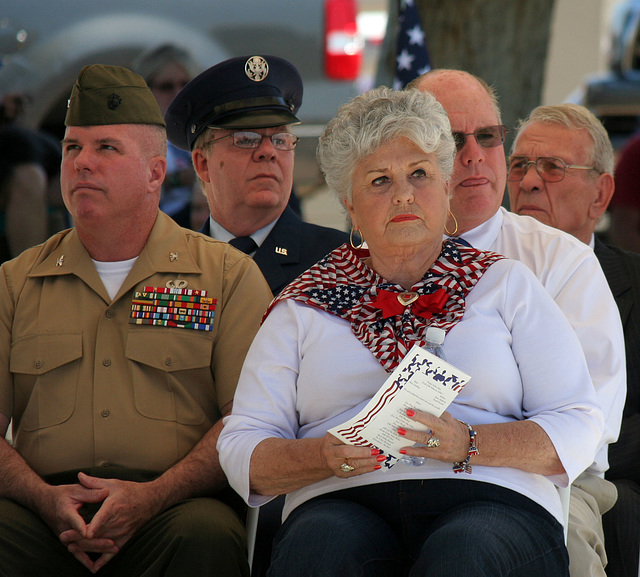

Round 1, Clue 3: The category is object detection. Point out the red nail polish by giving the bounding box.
[399,449,407,454]
[397,428,406,436]
[376,454,386,462]
[370,448,381,456]
[406,409,415,417]
[374,465,381,470]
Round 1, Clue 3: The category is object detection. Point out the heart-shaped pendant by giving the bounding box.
[397,292,419,307]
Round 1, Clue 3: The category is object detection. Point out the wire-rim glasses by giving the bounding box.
[507,156,598,183]
[205,131,299,151]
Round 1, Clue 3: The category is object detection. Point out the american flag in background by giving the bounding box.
[393,0,431,89]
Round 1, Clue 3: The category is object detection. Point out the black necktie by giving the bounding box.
[229,236,258,254]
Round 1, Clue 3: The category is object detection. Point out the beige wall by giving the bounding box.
[543,0,621,104]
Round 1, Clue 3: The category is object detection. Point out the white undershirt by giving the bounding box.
[92,257,138,300]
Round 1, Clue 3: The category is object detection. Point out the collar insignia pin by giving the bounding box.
[275,247,288,256]
[56,255,65,267]
[169,252,178,262]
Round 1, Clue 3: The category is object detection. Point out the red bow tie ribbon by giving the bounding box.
[371,288,449,319]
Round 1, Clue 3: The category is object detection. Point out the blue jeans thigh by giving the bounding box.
[410,499,569,577]
[267,497,405,577]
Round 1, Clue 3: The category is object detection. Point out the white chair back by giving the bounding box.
[557,485,570,544]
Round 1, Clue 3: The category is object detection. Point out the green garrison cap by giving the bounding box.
[65,64,166,127]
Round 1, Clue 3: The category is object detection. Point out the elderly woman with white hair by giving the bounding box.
[217,87,604,576]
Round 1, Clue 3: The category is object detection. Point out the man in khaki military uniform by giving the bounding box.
[0,64,272,576]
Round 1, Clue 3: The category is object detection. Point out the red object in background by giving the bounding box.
[325,0,363,80]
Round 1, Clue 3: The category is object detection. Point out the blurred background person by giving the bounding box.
[0,93,27,126]
[0,91,63,263]
[0,125,48,263]
[133,44,201,228]
[190,185,211,231]
[508,102,640,577]
[608,133,640,254]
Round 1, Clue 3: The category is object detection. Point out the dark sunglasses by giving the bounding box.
[150,80,189,93]
[452,125,508,152]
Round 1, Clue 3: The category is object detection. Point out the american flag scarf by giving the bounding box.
[266,240,504,373]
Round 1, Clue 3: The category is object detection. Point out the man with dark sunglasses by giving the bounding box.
[509,103,640,577]
[165,55,347,296]
[408,69,625,577]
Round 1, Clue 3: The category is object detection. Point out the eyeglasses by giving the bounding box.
[507,156,598,183]
[205,131,299,151]
[452,125,508,152]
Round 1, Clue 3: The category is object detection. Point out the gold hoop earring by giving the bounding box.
[350,228,364,249]
[444,211,458,236]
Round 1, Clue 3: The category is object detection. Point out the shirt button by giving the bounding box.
[103,359,111,367]
[34,360,43,370]
[105,310,115,319]
[164,357,173,367]
[101,409,110,418]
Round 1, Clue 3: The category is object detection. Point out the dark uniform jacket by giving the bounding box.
[594,237,640,481]
[595,237,640,577]
[201,206,349,295]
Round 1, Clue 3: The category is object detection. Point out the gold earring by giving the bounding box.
[444,211,458,236]
[350,228,364,249]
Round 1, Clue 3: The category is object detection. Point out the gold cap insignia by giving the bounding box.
[245,56,269,82]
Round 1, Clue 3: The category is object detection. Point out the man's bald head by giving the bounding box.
[408,69,507,235]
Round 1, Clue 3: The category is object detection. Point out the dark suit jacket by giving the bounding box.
[594,237,640,483]
[201,206,349,296]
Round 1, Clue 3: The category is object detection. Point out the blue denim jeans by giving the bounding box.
[268,479,568,577]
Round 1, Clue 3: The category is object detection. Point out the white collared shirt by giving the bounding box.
[448,207,626,476]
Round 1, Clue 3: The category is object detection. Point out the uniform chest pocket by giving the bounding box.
[126,329,214,424]
[10,332,82,431]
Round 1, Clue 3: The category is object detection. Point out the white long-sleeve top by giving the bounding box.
[218,257,604,525]
[457,208,626,475]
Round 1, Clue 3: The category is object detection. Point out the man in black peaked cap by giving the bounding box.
[165,55,348,295]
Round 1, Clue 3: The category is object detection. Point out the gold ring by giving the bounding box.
[340,462,355,473]
[427,436,440,448]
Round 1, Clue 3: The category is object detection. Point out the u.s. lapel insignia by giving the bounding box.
[275,247,288,256]
[56,255,65,267]
[169,252,178,262]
